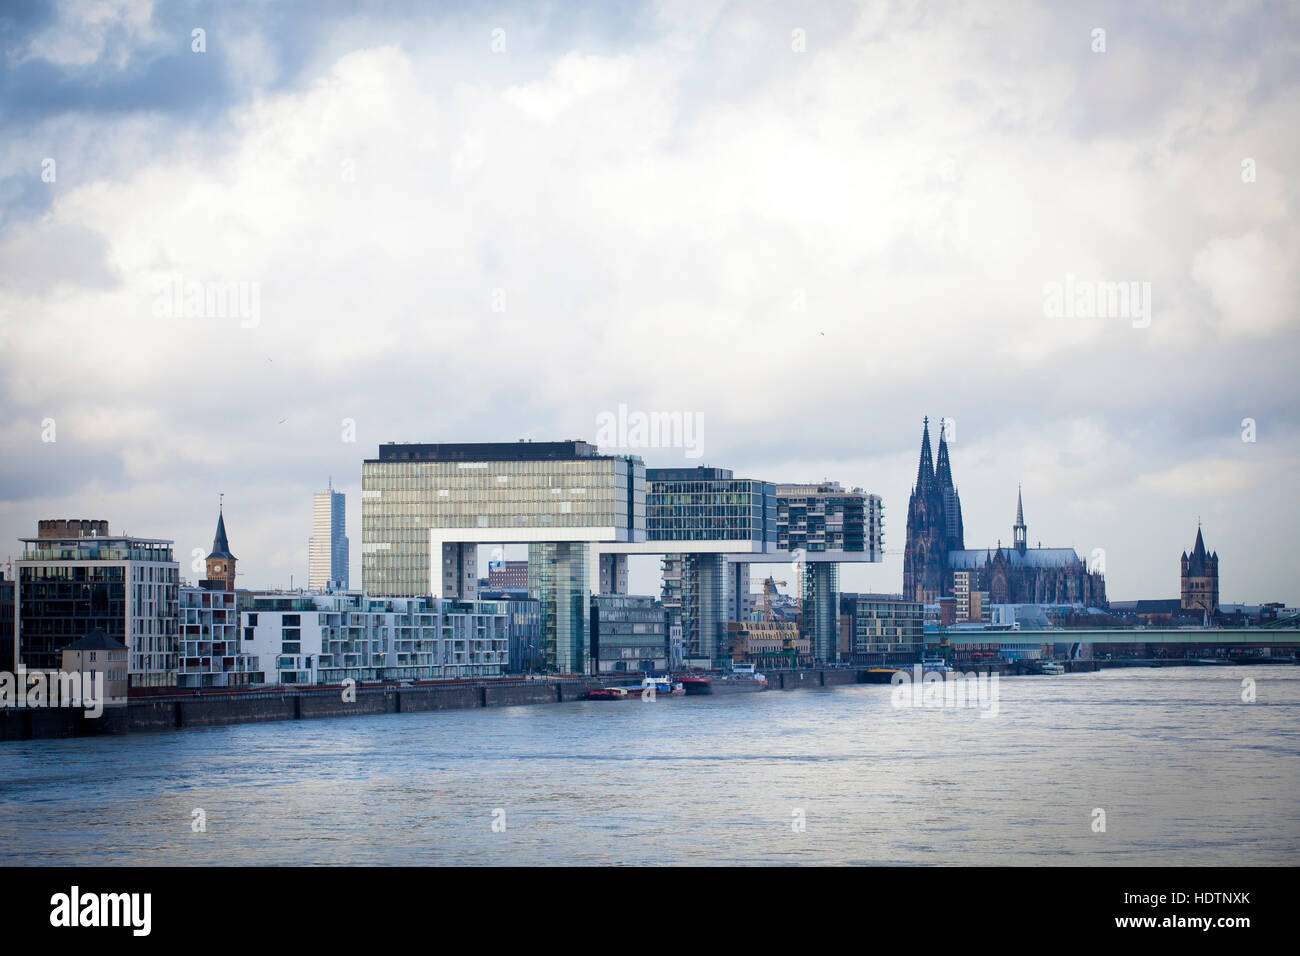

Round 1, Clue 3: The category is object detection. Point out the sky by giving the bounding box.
[0,0,1297,604]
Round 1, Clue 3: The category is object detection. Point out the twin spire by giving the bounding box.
[915,416,955,492]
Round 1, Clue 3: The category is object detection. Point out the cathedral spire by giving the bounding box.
[916,417,935,489]
[935,419,953,489]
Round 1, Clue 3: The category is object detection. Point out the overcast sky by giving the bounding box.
[1,0,1297,604]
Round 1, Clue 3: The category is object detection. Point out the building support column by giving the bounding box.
[803,561,840,664]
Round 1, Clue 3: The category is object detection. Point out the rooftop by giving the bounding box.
[368,440,637,463]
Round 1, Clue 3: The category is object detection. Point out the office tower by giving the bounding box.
[362,441,645,673]
[309,481,349,591]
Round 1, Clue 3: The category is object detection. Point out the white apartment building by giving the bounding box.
[240,592,509,685]
[178,585,264,689]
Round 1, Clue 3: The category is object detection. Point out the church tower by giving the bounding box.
[1013,484,1027,554]
[1180,523,1218,615]
[205,504,237,591]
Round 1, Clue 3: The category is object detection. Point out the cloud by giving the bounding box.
[0,0,1298,604]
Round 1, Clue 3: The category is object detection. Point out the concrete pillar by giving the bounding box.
[428,537,478,600]
[803,561,840,664]
[598,552,628,595]
[693,553,727,667]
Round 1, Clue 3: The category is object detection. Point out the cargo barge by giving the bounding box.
[680,664,768,695]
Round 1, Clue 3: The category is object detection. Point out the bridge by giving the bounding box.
[935,627,1300,647]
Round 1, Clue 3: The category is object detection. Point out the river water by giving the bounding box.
[1,666,1296,865]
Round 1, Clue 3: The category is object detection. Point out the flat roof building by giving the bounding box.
[15,523,179,688]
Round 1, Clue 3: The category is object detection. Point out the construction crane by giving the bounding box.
[757,577,787,622]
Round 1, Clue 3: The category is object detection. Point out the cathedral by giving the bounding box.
[903,418,1107,607]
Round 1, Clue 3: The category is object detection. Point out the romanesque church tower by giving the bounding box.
[1180,524,1219,615]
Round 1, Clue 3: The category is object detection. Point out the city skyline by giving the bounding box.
[0,421,1278,607]
[1,2,1297,606]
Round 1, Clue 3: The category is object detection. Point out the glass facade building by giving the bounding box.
[646,467,776,545]
[361,441,645,598]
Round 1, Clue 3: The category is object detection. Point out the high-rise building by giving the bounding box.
[1180,524,1219,615]
[362,441,645,674]
[15,521,179,687]
[309,481,349,591]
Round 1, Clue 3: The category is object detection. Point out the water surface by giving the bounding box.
[1,666,1296,865]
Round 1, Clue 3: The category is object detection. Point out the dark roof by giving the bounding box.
[64,628,127,651]
[370,441,611,463]
[949,547,1081,569]
[208,510,234,560]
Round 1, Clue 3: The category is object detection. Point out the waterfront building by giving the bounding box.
[904,421,1106,607]
[240,592,509,685]
[14,520,179,687]
[777,482,884,663]
[362,440,645,674]
[480,587,541,673]
[590,594,668,674]
[1180,524,1219,615]
[839,593,924,666]
[178,585,263,689]
[60,629,128,706]
[726,619,810,669]
[309,480,349,591]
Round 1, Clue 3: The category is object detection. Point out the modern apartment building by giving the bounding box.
[777,483,885,663]
[240,592,509,685]
[178,585,264,688]
[839,593,924,666]
[14,521,180,688]
[590,594,668,674]
[309,481,349,591]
